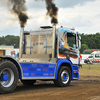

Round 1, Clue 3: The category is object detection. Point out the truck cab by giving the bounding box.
[0,26,81,93]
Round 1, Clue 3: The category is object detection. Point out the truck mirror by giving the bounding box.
[79,40,81,49]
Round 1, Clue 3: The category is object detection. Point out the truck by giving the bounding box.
[0,26,81,94]
[84,51,100,64]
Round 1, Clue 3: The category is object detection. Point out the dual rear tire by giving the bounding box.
[0,61,18,94]
[0,61,36,94]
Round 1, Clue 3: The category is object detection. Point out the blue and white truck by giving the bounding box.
[0,26,81,93]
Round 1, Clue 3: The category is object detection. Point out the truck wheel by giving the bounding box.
[21,80,36,85]
[0,61,18,94]
[54,66,71,87]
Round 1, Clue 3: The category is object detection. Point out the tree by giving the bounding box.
[80,44,89,53]
[0,35,19,48]
[1,44,6,46]
[80,33,100,49]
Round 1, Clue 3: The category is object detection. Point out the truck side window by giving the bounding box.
[88,56,93,58]
[67,33,76,48]
[88,54,94,58]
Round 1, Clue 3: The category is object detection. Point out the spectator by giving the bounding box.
[10,51,14,57]
[13,51,18,59]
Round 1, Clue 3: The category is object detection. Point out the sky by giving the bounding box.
[0,0,100,36]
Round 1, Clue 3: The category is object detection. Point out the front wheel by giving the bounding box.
[54,66,71,87]
[0,61,18,94]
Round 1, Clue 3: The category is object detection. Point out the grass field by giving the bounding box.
[79,64,100,76]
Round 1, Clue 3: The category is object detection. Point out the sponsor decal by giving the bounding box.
[37,69,41,71]
[29,68,35,71]
[39,64,43,67]
[22,63,30,66]
[37,74,42,76]
[50,73,53,76]
[22,68,28,71]
[32,36,39,41]
[43,73,48,76]
[44,65,48,67]
[23,73,29,76]
[43,68,48,71]
[40,36,46,41]
[32,64,38,67]
[49,65,55,68]
[31,73,35,76]
[35,42,44,45]
[49,68,54,71]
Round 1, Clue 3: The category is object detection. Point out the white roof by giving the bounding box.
[29,27,77,35]
[92,51,100,54]
[30,28,53,35]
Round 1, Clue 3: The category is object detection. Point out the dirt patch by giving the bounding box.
[79,75,100,81]
[0,76,100,100]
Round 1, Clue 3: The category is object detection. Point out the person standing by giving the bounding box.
[10,51,14,57]
[13,51,18,59]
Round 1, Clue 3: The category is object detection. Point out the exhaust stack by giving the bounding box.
[19,28,24,58]
[52,25,56,58]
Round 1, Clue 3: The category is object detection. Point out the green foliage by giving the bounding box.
[1,44,6,46]
[0,35,19,48]
[80,32,100,53]
[80,44,89,53]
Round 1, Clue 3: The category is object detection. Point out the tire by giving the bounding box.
[54,66,71,87]
[87,60,92,64]
[0,61,18,94]
[21,80,36,85]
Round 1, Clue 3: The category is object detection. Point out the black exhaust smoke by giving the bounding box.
[35,0,58,25]
[45,0,58,25]
[9,0,28,27]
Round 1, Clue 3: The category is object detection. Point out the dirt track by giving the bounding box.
[0,76,100,100]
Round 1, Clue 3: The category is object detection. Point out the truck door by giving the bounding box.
[58,28,79,64]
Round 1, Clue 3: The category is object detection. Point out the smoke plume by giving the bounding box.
[9,0,28,27]
[45,0,58,25]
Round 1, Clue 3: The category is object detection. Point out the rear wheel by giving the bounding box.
[54,66,71,87]
[21,80,36,85]
[0,61,18,94]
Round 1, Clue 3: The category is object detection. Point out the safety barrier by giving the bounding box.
[80,59,100,69]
